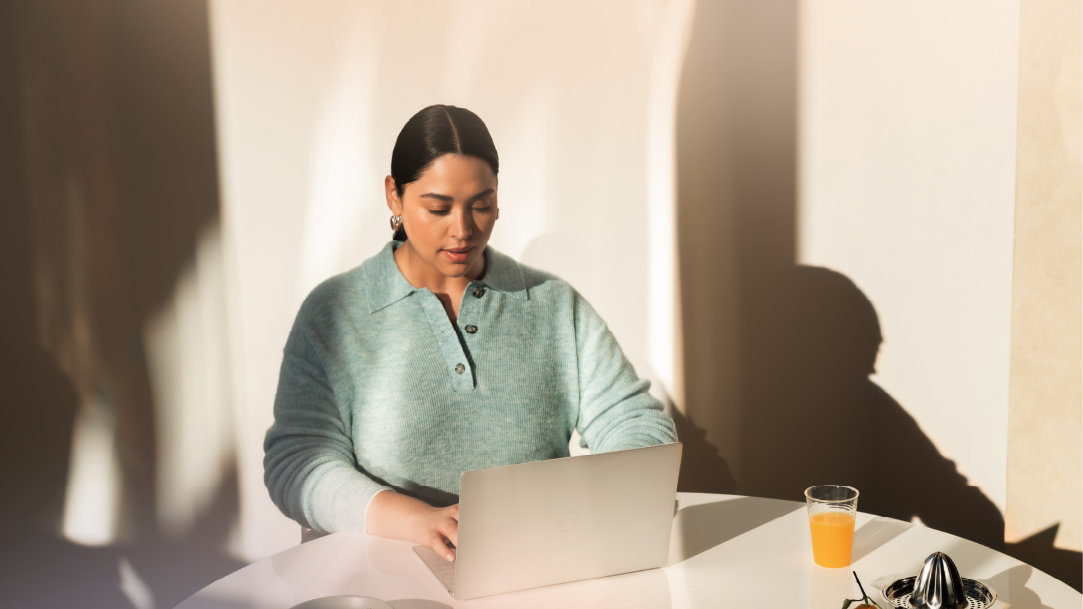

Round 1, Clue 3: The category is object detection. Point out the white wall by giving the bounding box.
[210,0,1030,562]
[208,0,691,558]
[798,0,1020,512]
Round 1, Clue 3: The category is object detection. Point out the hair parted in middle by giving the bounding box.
[388,105,500,241]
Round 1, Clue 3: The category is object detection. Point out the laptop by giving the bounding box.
[413,441,682,600]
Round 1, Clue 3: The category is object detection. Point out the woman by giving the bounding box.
[264,105,677,563]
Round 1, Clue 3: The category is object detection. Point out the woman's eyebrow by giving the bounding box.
[419,193,454,202]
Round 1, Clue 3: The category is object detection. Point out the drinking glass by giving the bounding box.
[805,485,859,568]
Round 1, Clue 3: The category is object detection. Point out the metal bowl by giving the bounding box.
[882,577,997,609]
[882,551,997,609]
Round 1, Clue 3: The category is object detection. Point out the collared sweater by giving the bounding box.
[264,241,677,533]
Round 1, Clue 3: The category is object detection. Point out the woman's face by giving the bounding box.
[386,153,499,287]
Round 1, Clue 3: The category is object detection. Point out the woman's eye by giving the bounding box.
[428,209,451,217]
[472,206,491,213]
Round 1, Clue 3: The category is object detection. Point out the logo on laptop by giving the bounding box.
[557,510,580,533]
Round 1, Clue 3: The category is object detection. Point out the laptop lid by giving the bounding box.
[418,442,682,600]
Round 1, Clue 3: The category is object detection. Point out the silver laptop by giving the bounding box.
[413,442,682,600]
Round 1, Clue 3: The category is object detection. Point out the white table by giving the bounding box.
[176,493,1082,609]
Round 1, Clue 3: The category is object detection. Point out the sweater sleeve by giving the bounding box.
[571,293,678,452]
[263,311,389,534]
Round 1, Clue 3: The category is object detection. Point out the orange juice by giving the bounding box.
[808,511,856,567]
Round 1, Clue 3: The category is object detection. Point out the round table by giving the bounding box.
[175,493,1081,609]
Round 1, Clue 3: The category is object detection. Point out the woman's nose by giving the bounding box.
[452,209,474,240]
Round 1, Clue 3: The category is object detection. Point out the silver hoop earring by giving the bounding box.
[389,215,403,232]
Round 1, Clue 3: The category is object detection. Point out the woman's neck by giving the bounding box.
[393,244,481,322]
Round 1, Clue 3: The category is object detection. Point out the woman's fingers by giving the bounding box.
[366,492,460,561]
[442,514,459,550]
[428,505,459,561]
[430,532,456,562]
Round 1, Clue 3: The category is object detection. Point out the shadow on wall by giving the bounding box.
[672,0,1080,593]
[739,267,1005,545]
[686,260,1083,591]
[673,0,796,497]
[670,409,736,495]
[0,1,244,607]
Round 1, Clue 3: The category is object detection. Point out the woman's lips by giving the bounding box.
[442,247,472,263]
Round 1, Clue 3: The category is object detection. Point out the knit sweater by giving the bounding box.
[264,241,677,533]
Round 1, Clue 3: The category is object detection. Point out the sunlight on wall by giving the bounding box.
[797,0,1020,512]
[209,0,688,559]
[145,225,237,538]
[647,0,696,403]
[62,391,120,545]
[1006,0,1082,550]
[299,32,379,296]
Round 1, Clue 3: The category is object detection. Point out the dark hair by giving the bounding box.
[389,105,500,240]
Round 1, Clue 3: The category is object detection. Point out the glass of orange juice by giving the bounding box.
[805,485,859,568]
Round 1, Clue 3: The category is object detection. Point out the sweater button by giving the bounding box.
[454,363,466,374]
[464,324,478,334]
[472,287,485,298]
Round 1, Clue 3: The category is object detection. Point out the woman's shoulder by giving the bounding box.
[485,246,577,300]
[296,243,396,317]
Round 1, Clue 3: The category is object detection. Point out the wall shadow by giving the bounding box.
[672,0,1079,593]
[674,0,796,494]
[2,0,245,606]
[671,408,735,495]
[739,266,1006,549]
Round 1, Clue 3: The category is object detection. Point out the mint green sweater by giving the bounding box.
[264,242,677,533]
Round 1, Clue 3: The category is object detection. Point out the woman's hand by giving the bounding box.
[365,490,459,562]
